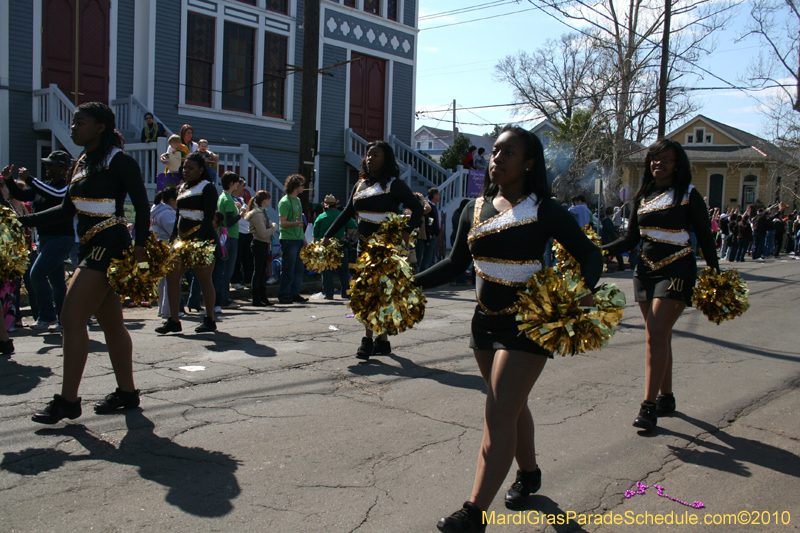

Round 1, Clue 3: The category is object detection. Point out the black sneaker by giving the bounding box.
[293,295,308,303]
[195,317,217,333]
[504,467,542,509]
[32,395,82,424]
[633,401,658,432]
[356,336,373,361]
[0,338,14,355]
[278,298,294,304]
[437,501,486,533]
[94,388,140,414]
[374,339,392,355]
[155,319,182,335]
[655,393,676,416]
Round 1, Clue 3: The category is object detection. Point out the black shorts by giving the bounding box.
[77,229,130,273]
[469,305,553,358]
[633,271,696,306]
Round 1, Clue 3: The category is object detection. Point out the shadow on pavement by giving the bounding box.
[0,358,53,395]
[161,331,277,358]
[349,352,486,393]
[662,413,800,479]
[0,410,242,517]
[512,494,590,532]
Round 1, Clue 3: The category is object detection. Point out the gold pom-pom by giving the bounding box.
[173,239,216,268]
[592,283,627,331]
[348,216,425,336]
[0,205,30,281]
[515,268,620,355]
[553,224,607,275]
[107,233,175,302]
[370,213,409,250]
[691,267,749,325]
[300,239,342,272]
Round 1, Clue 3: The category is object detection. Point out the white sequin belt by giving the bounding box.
[473,257,542,287]
[640,226,690,246]
[72,197,116,217]
[180,209,204,221]
[358,211,393,224]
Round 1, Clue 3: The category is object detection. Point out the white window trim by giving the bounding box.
[179,0,296,128]
[738,169,760,206]
[326,0,415,35]
[686,127,713,146]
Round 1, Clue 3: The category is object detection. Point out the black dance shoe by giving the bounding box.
[195,317,217,333]
[633,401,658,432]
[94,388,140,414]
[293,295,308,303]
[655,393,676,416]
[504,467,542,509]
[437,501,486,533]
[356,336,373,361]
[155,319,182,334]
[32,395,82,424]
[373,339,392,355]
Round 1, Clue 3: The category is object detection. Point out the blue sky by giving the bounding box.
[414,0,773,140]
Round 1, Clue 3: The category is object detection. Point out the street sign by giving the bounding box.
[594,178,602,194]
[620,187,629,201]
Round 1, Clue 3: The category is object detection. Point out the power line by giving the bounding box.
[420,6,539,30]
[419,0,519,21]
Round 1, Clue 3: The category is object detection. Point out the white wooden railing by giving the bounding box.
[124,141,284,209]
[31,84,81,157]
[111,94,173,137]
[390,134,450,188]
[345,128,368,170]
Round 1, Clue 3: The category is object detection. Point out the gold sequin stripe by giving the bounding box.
[468,218,537,243]
[468,196,538,243]
[79,216,127,245]
[639,246,693,271]
[477,295,517,315]
[179,225,200,239]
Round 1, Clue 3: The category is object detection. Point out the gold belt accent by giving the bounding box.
[477,295,517,316]
[79,216,127,245]
[179,225,200,239]
[639,246,693,271]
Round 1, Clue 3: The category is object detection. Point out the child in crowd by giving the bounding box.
[196,139,219,172]
[160,134,189,175]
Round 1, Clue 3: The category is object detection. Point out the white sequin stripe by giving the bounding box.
[72,197,116,216]
[468,194,539,243]
[71,148,122,182]
[180,209,204,221]
[640,227,690,245]
[473,257,542,287]
[357,211,391,224]
[638,185,694,215]
[178,180,211,201]
[353,178,395,200]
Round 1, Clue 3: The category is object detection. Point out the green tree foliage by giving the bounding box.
[484,125,504,139]
[439,134,472,171]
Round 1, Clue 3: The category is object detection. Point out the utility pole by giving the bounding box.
[297,0,320,215]
[452,99,457,145]
[657,0,671,138]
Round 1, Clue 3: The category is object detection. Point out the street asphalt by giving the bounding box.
[1,257,799,532]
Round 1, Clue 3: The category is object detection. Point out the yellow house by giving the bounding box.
[621,115,800,210]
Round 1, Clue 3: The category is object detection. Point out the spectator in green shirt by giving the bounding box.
[313,194,357,300]
[216,172,245,309]
[278,174,307,304]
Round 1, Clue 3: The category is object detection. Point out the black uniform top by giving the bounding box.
[171,178,218,242]
[604,185,719,275]
[323,177,424,241]
[416,194,604,314]
[4,175,73,237]
[20,148,150,248]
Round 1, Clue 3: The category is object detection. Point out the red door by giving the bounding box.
[42,0,109,105]
[349,53,385,142]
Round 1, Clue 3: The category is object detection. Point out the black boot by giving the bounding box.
[95,388,141,414]
[633,401,658,432]
[437,501,486,533]
[32,395,82,424]
[655,393,676,416]
[504,467,542,509]
[374,339,392,355]
[356,336,373,361]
